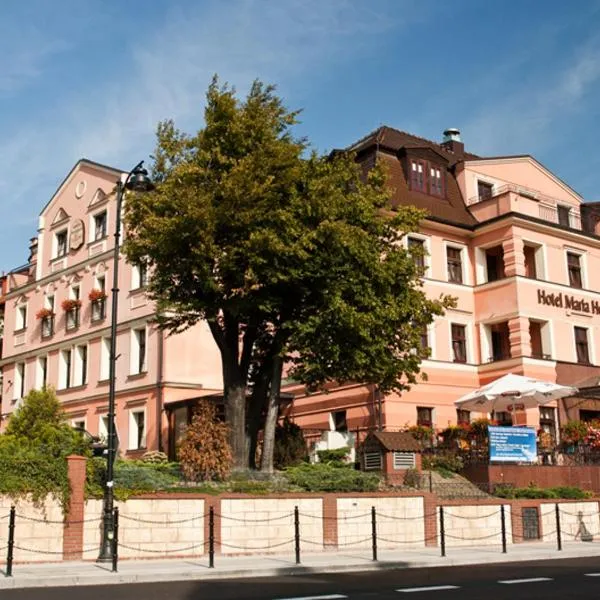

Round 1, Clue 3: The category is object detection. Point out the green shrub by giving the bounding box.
[284,463,380,492]
[274,419,308,469]
[317,448,350,465]
[422,451,463,474]
[403,467,421,488]
[493,484,591,500]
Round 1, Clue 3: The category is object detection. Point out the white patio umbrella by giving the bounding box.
[454,373,577,413]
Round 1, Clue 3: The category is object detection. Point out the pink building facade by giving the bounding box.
[286,128,600,447]
[0,160,222,458]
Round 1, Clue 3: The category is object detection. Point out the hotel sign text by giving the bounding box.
[537,289,600,315]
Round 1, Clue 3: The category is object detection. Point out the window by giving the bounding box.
[407,237,426,274]
[429,166,443,197]
[72,419,85,432]
[539,407,556,442]
[93,211,107,241]
[417,406,433,428]
[99,415,110,442]
[477,181,493,201]
[574,326,590,364]
[60,349,72,389]
[419,325,429,354]
[457,409,470,425]
[13,362,25,401]
[393,451,416,470]
[410,160,426,193]
[16,304,27,331]
[91,276,106,322]
[446,246,463,283]
[332,410,347,432]
[557,205,571,227]
[74,345,87,386]
[36,356,48,389]
[100,337,110,381]
[485,246,505,282]
[489,322,510,362]
[363,451,382,470]
[495,411,513,426]
[132,262,148,290]
[523,245,538,279]
[65,286,81,331]
[55,230,68,258]
[131,328,147,374]
[129,410,146,450]
[567,252,583,289]
[451,324,467,363]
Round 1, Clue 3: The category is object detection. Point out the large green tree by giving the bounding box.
[123,77,453,471]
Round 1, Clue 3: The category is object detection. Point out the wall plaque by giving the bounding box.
[70,219,85,251]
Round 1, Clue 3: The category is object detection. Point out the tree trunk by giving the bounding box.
[260,355,283,473]
[246,363,271,469]
[225,381,247,470]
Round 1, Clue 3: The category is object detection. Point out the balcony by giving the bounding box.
[467,183,582,231]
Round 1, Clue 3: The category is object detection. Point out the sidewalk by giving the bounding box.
[2,541,600,589]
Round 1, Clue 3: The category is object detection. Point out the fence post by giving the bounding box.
[111,507,119,573]
[500,504,507,554]
[5,506,15,577]
[555,503,562,551]
[294,505,301,565]
[209,506,215,568]
[371,506,377,562]
[439,506,446,558]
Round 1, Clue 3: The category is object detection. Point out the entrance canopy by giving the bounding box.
[454,373,577,413]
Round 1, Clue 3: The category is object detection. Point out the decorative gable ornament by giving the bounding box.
[70,219,85,251]
[89,188,107,208]
[52,208,70,226]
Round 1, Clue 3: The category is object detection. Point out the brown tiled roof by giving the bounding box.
[347,126,478,228]
[368,431,421,452]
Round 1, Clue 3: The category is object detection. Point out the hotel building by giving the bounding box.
[1,128,600,458]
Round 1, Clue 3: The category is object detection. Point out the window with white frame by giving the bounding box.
[36,355,48,389]
[446,245,465,284]
[566,251,585,289]
[130,327,147,374]
[128,409,146,450]
[72,418,86,431]
[15,303,27,331]
[407,236,427,275]
[59,349,72,389]
[393,451,416,470]
[13,362,25,401]
[55,229,68,258]
[451,323,468,363]
[98,414,110,442]
[93,210,107,241]
[73,344,88,386]
[131,262,148,290]
[100,337,110,380]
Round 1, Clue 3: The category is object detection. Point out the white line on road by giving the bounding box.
[585,573,600,577]
[276,595,348,600]
[397,586,460,593]
[498,578,553,584]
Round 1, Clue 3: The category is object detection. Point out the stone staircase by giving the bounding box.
[420,470,490,499]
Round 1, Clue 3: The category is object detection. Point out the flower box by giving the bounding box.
[61,298,82,312]
[88,288,107,302]
[36,308,55,320]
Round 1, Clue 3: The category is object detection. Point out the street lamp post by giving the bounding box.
[98,161,154,562]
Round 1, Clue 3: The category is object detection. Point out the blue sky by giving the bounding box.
[2,0,600,271]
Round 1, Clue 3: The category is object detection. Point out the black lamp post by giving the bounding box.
[98,161,154,562]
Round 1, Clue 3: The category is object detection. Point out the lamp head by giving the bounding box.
[126,164,154,192]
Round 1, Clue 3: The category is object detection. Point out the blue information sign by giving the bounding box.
[488,426,537,463]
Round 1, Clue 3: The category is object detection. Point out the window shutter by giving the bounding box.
[393,452,416,470]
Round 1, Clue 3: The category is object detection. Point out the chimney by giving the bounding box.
[441,128,464,157]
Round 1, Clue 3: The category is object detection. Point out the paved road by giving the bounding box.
[4,557,600,599]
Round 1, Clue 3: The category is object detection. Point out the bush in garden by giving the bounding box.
[178,400,232,481]
[273,418,308,469]
[422,451,463,474]
[561,420,589,445]
[284,463,380,492]
[403,467,421,488]
[317,447,350,465]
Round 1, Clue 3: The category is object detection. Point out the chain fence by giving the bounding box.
[3,500,600,576]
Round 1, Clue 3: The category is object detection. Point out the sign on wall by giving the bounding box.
[488,426,537,463]
[70,219,85,251]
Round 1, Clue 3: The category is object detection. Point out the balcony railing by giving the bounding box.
[467,183,582,231]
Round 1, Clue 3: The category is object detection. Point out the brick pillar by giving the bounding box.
[508,316,531,359]
[323,494,338,549]
[204,496,221,554]
[63,455,86,560]
[423,494,437,547]
[502,236,525,278]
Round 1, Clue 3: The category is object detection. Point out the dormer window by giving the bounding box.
[410,160,426,192]
[478,181,493,201]
[430,166,444,197]
[557,205,571,227]
[56,230,68,258]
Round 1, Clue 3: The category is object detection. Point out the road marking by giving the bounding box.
[397,586,460,593]
[276,596,348,600]
[498,578,553,584]
[585,573,600,577]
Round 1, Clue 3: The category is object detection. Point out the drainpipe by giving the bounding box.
[156,328,164,452]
